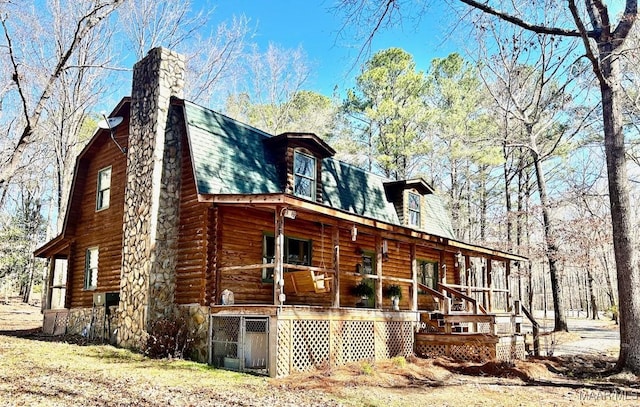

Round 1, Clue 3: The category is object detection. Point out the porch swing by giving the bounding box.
[283,269,332,294]
[282,223,332,295]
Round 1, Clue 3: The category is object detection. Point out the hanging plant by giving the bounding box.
[352,280,374,298]
[383,284,402,299]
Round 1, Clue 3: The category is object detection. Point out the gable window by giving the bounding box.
[84,247,99,290]
[418,260,438,292]
[96,166,112,211]
[408,192,421,227]
[262,234,312,281]
[293,151,316,200]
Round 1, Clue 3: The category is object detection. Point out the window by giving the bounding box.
[262,234,312,281]
[293,151,316,200]
[359,251,375,275]
[84,247,99,290]
[408,192,421,227]
[358,252,376,308]
[418,260,438,291]
[96,166,112,211]
[286,236,311,265]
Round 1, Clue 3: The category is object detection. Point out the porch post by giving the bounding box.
[411,243,417,312]
[375,235,383,309]
[332,226,340,308]
[43,257,55,311]
[487,258,493,312]
[274,207,284,306]
[505,260,512,310]
[465,255,472,304]
[481,258,487,311]
[439,250,446,296]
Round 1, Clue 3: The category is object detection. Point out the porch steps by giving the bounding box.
[419,312,469,333]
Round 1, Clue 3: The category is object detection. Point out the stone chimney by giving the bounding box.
[118,47,185,349]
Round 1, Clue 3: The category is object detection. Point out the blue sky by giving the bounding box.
[211,1,463,97]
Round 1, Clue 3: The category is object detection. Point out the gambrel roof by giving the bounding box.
[182,100,455,239]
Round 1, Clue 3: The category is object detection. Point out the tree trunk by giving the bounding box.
[531,149,568,332]
[586,262,598,320]
[598,43,640,372]
[600,248,617,323]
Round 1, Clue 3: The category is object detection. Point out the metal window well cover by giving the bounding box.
[210,315,269,376]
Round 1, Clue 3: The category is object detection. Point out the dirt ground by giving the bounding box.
[1,299,638,406]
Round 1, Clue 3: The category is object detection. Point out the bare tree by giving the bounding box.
[45,6,118,230]
[475,21,594,331]
[0,0,124,208]
[337,0,640,374]
[225,43,311,134]
[117,0,251,107]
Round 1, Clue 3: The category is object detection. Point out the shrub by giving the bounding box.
[145,315,194,359]
[360,361,374,375]
[391,356,406,368]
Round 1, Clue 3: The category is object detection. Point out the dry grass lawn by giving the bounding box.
[1,300,638,406]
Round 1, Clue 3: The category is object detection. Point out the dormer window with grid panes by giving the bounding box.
[408,192,421,227]
[293,151,316,200]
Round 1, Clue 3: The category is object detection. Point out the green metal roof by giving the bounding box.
[182,101,455,239]
[184,101,281,195]
[423,195,455,239]
[322,158,400,224]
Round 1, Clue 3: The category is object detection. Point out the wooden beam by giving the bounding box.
[206,193,528,262]
[439,283,480,314]
[375,235,383,309]
[487,259,493,313]
[382,276,414,284]
[332,226,340,308]
[274,207,284,306]
[505,260,512,308]
[411,243,417,312]
[439,250,446,298]
[415,333,499,345]
[417,282,448,301]
[213,207,221,305]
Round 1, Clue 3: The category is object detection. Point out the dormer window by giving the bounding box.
[293,151,316,200]
[408,192,421,227]
[264,132,335,203]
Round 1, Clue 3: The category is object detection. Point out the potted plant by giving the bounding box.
[384,284,402,311]
[352,279,374,307]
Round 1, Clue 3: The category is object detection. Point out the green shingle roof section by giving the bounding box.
[184,101,281,195]
[423,195,456,239]
[322,159,400,224]
[183,101,455,239]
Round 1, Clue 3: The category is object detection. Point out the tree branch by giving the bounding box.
[567,0,607,86]
[612,0,638,41]
[457,0,591,37]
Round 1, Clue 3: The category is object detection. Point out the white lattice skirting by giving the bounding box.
[276,318,413,377]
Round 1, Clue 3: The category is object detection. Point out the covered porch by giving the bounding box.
[207,198,528,377]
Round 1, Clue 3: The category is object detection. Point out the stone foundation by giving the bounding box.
[64,307,119,343]
[177,304,210,362]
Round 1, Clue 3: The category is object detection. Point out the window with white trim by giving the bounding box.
[293,151,316,200]
[408,192,421,227]
[96,166,112,211]
[84,247,99,290]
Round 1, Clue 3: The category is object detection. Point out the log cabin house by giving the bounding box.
[35,47,528,377]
